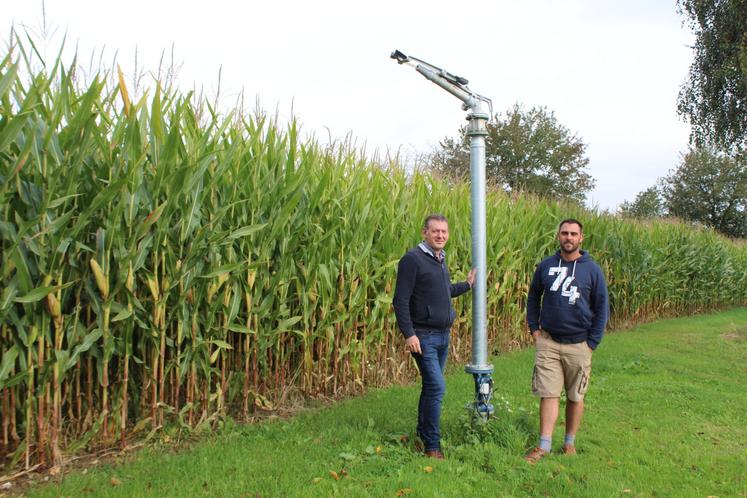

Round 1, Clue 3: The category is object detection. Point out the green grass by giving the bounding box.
[26,308,747,497]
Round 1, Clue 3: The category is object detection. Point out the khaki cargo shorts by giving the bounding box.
[532,330,592,402]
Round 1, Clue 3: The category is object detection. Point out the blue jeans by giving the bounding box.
[412,330,449,452]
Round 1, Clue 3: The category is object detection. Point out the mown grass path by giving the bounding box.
[28,308,747,497]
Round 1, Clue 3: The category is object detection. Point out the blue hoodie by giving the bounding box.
[526,250,609,350]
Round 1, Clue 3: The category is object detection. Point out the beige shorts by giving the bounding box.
[532,330,592,402]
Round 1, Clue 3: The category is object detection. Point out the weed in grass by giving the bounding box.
[447,403,532,455]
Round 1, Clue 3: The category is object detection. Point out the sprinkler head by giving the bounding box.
[390,50,409,64]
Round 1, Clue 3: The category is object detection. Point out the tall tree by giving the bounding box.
[662,148,747,237]
[619,186,665,219]
[430,104,595,203]
[677,0,747,150]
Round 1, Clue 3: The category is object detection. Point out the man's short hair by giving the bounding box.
[423,214,448,230]
[558,218,583,232]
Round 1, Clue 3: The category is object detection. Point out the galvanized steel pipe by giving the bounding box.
[465,105,490,370]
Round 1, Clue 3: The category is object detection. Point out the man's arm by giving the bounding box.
[449,268,476,297]
[393,252,417,339]
[587,265,609,350]
[526,265,543,333]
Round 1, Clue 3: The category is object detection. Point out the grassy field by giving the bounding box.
[19,307,747,497]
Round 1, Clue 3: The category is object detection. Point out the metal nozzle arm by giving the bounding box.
[390,49,492,113]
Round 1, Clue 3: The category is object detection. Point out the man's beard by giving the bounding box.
[560,242,579,254]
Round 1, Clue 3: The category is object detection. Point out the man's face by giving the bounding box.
[423,220,449,251]
[557,222,584,255]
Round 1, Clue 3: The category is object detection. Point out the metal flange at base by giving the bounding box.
[464,364,494,375]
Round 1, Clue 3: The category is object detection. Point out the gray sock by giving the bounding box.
[539,436,552,452]
[564,434,576,446]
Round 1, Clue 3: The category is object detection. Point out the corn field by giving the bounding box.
[1,36,746,472]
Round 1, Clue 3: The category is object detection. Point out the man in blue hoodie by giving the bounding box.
[393,214,476,459]
[524,218,609,463]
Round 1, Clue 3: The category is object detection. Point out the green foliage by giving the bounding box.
[1,32,747,471]
[662,147,747,237]
[430,104,595,203]
[618,186,665,219]
[619,147,746,238]
[677,0,747,150]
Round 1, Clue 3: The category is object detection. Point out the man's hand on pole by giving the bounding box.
[405,335,421,355]
[467,268,477,288]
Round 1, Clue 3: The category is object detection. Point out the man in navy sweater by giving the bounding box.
[525,218,609,463]
[393,214,476,459]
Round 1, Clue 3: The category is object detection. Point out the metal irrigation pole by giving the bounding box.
[390,50,495,421]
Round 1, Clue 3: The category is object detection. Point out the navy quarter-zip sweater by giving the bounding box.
[526,250,609,350]
[393,245,471,339]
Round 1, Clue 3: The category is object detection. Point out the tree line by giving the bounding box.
[621,0,746,238]
[428,0,746,239]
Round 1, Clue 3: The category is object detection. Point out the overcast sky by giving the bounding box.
[4,0,695,211]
